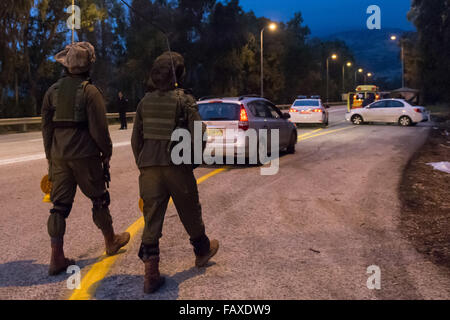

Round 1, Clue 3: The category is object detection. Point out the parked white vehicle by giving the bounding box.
[289,98,329,127]
[345,99,429,126]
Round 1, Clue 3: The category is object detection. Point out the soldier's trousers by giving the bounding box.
[138,165,210,261]
[48,157,113,239]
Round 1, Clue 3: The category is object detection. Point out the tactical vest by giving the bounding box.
[142,90,181,140]
[52,77,89,124]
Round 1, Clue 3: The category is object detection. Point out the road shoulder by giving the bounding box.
[400,115,450,272]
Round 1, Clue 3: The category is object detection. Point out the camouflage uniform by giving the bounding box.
[42,42,130,276]
[131,52,219,294]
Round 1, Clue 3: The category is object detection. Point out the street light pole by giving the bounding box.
[355,68,363,87]
[342,62,352,93]
[72,0,75,43]
[365,72,373,85]
[326,54,337,103]
[260,23,277,98]
[401,42,405,88]
[260,28,264,98]
[390,35,405,88]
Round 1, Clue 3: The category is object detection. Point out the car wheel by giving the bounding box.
[399,116,412,127]
[286,131,297,154]
[351,114,364,125]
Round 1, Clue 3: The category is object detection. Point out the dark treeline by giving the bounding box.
[407,0,450,104]
[0,0,356,118]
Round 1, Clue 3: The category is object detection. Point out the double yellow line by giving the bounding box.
[69,167,228,300]
[298,126,355,142]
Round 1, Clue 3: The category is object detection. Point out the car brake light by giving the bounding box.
[239,104,249,131]
[414,108,422,113]
[312,108,322,113]
[290,108,298,113]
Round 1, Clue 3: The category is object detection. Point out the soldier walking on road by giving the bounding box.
[41,42,130,276]
[131,51,219,294]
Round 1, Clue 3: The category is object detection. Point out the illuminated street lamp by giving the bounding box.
[326,53,338,102]
[364,72,373,84]
[390,34,405,88]
[260,23,277,97]
[355,68,363,86]
[342,61,352,93]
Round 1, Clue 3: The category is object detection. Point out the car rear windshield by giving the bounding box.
[198,103,240,121]
[294,100,319,107]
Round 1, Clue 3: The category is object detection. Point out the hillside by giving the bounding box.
[323,28,406,81]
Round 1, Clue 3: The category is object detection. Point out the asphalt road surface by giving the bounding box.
[1,106,449,300]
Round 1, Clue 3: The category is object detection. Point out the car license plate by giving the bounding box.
[207,129,223,137]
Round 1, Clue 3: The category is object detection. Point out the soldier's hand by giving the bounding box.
[102,155,111,167]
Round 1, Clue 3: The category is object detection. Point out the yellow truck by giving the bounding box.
[347,85,380,111]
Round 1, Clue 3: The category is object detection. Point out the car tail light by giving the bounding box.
[414,108,423,113]
[312,108,322,113]
[239,104,249,131]
[290,108,298,113]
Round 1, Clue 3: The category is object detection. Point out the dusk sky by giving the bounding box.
[239,0,415,36]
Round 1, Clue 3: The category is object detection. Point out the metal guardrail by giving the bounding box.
[0,112,137,131]
[0,103,345,131]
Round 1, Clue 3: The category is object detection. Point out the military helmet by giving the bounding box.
[150,51,185,91]
[54,42,96,74]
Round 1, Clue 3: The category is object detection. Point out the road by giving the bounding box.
[0,106,449,300]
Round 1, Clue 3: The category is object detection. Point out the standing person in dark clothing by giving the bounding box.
[117,91,128,130]
[41,42,130,276]
[131,51,218,294]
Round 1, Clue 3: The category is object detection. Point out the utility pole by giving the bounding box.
[72,0,75,43]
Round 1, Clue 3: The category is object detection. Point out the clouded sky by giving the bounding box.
[239,0,415,36]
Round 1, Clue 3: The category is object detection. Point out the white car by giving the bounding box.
[345,99,429,126]
[289,98,329,127]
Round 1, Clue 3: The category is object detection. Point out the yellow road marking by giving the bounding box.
[68,167,228,300]
[68,126,353,300]
[298,126,355,142]
[297,128,324,138]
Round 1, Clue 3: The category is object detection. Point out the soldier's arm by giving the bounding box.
[41,89,54,160]
[185,94,206,149]
[131,101,144,163]
[85,85,113,161]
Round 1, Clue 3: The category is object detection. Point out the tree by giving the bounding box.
[408,0,450,103]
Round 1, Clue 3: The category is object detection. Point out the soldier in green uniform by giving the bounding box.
[131,51,219,294]
[41,42,130,276]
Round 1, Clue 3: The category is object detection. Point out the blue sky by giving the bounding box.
[239,0,415,36]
